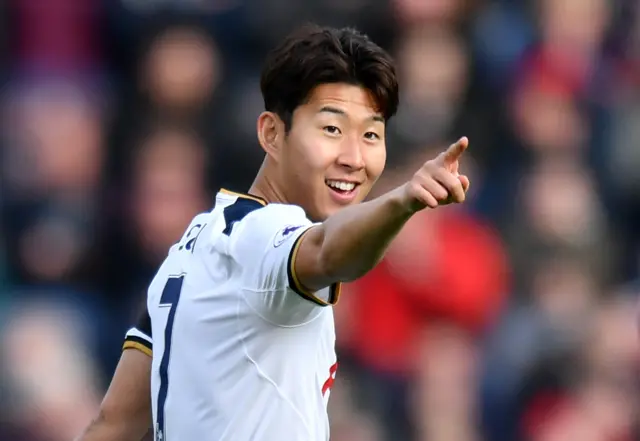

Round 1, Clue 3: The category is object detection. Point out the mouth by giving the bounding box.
[325,179,360,204]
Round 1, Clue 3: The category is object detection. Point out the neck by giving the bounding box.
[248,161,288,205]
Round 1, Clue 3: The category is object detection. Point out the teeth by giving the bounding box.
[326,180,356,192]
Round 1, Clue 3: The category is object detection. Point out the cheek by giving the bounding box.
[365,146,387,180]
[288,137,334,176]
[281,147,319,193]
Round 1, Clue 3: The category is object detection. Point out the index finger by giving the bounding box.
[439,137,469,165]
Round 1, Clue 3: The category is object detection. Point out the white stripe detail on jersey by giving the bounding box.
[125,326,152,345]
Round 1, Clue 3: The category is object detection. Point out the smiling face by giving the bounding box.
[271,83,387,221]
[255,26,398,220]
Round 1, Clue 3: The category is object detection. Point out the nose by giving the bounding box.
[336,140,365,171]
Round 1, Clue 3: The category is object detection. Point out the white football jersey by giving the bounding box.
[123,189,341,441]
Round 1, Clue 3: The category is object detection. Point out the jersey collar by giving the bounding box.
[219,188,268,206]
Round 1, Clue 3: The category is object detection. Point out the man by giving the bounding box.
[75,24,470,441]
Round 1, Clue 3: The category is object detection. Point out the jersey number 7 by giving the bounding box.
[156,275,185,441]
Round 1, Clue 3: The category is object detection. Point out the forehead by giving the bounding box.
[304,83,382,117]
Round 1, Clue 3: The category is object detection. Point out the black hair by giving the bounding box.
[260,24,399,131]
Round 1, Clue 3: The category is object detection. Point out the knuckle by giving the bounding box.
[409,176,419,191]
[409,180,422,197]
[423,161,438,172]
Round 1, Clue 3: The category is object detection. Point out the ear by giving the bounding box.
[257,111,285,161]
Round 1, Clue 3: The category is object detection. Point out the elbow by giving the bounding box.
[73,410,107,441]
[316,249,343,282]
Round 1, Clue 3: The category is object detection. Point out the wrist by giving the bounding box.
[387,184,420,217]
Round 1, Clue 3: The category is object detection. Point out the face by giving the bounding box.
[271,83,387,221]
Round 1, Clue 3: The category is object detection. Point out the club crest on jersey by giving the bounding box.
[273,225,304,247]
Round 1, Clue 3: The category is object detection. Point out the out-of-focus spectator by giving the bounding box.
[538,0,610,59]
[601,3,640,279]
[522,296,639,441]
[1,300,100,441]
[244,0,392,56]
[99,122,209,311]
[507,160,614,291]
[390,26,469,150]
[511,71,589,158]
[412,324,481,441]
[391,0,469,27]
[472,2,534,90]
[480,253,597,441]
[329,376,384,441]
[140,25,221,115]
[129,123,209,262]
[1,80,106,286]
[9,0,104,74]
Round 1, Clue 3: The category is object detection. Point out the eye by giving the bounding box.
[323,126,342,136]
[364,131,380,141]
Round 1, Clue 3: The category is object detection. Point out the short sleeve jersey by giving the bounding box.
[123,189,340,441]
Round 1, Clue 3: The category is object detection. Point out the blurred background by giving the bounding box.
[0,0,639,440]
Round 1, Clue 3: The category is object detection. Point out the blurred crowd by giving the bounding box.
[0,0,639,440]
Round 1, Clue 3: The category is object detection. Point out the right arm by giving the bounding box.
[74,349,152,441]
[75,309,154,441]
[295,137,471,291]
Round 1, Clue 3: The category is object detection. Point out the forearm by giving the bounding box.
[305,185,414,286]
[74,349,152,441]
[74,412,150,441]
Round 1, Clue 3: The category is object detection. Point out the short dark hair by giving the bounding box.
[260,24,399,131]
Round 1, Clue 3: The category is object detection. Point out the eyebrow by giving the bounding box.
[319,105,384,123]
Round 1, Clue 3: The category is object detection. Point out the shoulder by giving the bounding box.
[229,203,310,238]
[245,203,308,223]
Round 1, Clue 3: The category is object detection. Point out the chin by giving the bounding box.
[306,198,361,222]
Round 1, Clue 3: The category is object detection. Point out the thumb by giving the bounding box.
[438,137,469,166]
